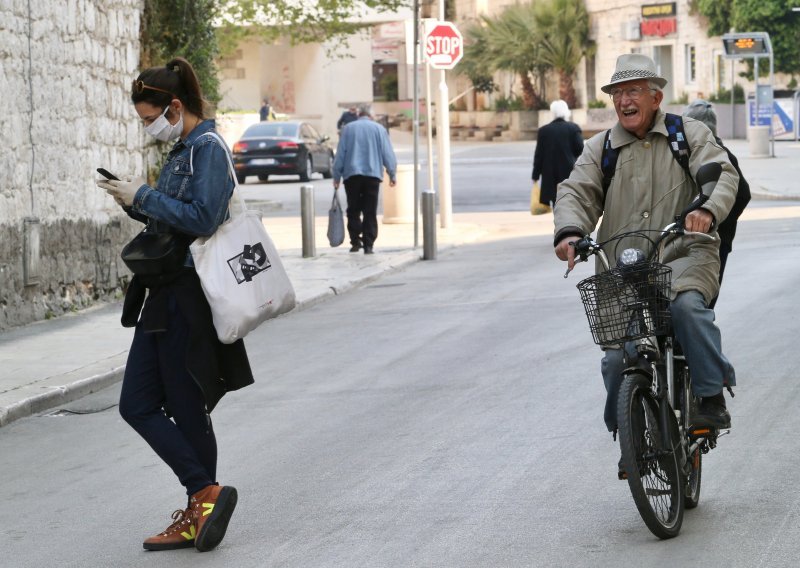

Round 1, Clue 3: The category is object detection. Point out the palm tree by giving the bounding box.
[457,0,592,109]
[481,3,545,109]
[458,3,545,110]
[457,20,496,94]
[534,0,593,109]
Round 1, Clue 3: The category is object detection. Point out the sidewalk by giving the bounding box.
[2,135,799,428]
[0,210,555,428]
[724,139,800,201]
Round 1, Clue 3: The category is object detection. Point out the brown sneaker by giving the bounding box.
[190,484,238,552]
[142,508,196,551]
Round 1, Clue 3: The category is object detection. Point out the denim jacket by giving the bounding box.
[128,120,234,238]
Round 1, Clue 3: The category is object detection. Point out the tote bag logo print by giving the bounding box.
[227,242,271,284]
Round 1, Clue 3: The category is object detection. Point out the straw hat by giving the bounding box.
[601,53,667,94]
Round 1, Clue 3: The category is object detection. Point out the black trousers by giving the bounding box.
[119,290,217,497]
[344,175,381,248]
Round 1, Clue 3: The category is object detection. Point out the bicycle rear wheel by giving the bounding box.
[618,373,684,539]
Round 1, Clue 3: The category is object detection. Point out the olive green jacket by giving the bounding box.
[554,110,739,304]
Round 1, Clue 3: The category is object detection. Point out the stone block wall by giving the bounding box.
[0,0,146,330]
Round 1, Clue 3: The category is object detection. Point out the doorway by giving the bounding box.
[652,45,674,102]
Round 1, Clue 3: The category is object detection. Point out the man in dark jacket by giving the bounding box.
[682,99,751,307]
[337,105,358,132]
[532,99,584,209]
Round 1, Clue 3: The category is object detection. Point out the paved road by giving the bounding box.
[237,140,534,217]
[3,207,800,566]
[238,138,800,219]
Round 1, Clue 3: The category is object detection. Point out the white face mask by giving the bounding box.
[145,105,183,142]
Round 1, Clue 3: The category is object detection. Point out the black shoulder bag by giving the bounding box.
[121,224,193,276]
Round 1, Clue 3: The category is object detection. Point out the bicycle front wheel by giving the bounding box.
[618,373,684,539]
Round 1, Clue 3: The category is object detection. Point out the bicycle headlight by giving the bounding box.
[617,248,646,268]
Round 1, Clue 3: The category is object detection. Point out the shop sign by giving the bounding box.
[641,18,677,37]
[641,2,676,18]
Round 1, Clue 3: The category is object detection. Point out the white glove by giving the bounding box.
[96,176,145,207]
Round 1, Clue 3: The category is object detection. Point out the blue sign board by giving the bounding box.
[748,100,772,127]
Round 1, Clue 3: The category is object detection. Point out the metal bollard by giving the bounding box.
[300,184,316,258]
[422,190,437,260]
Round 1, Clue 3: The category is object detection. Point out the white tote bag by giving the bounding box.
[190,133,296,344]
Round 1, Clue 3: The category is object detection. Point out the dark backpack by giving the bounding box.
[601,113,690,196]
[599,113,749,251]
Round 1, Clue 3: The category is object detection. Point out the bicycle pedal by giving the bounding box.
[689,427,712,437]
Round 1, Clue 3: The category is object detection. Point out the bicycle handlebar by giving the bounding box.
[564,225,717,279]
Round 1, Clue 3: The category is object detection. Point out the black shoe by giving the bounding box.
[694,392,731,430]
[349,243,361,253]
[363,246,374,255]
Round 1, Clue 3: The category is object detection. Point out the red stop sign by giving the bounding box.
[425,22,463,70]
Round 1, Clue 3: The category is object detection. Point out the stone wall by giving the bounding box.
[0,0,145,330]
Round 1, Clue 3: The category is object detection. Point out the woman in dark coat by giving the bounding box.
[532,99,585,207]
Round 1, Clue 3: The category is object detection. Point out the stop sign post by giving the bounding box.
[423,20,462,229]
[425,22,463,70]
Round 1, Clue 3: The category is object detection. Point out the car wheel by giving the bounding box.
[322,151,334,179]
[299,156,312,182]
[236,173,246,184]
[258,174,270,182]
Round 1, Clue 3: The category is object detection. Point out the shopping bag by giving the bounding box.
[327,188,345,247]
[530,181,551,215]
[190,133,296,344]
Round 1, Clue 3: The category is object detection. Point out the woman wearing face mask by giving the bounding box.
[96,57,253,553]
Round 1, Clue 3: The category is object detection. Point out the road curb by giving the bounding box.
[293,249,422,313]
[0,248,426,428]
[750,186,800,201]
[0,366,125,428]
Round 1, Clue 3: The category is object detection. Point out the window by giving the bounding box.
[714,52,726,93]
[245,123,299,138]
[685,44,696,84]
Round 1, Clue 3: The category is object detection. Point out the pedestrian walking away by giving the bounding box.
[553,54,739,460]
[336,105,358,132]
[96,56,253,553]
[333,105,397,254]
[259,98,272,121]
[682,99,751,308]
[531,99,584,212]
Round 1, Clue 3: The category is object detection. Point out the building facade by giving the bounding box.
[444,0,776,113]
[216,8,415,143]
[585,0,737,104]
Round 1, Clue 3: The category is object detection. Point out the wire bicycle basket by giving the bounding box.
[576,263,672,347]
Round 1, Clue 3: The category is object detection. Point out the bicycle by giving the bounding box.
[564,162,729,539]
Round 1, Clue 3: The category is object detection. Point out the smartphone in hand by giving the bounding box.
[96,168,120,181]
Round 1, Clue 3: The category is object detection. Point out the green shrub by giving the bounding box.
[709,84,745,104]
[494,95,524,111]
[587,99,607,109]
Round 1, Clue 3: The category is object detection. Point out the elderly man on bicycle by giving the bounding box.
[553,54,739,436]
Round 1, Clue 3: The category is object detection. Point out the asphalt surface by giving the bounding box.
[3,208,800,566]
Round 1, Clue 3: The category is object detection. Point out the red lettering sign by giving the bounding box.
[641,18,677,37]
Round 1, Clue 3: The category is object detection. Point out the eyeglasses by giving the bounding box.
[609,86,656,101]
[132,80,174,98]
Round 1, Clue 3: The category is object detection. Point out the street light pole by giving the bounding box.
[413,0,420,248]
[436,0,452,228]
